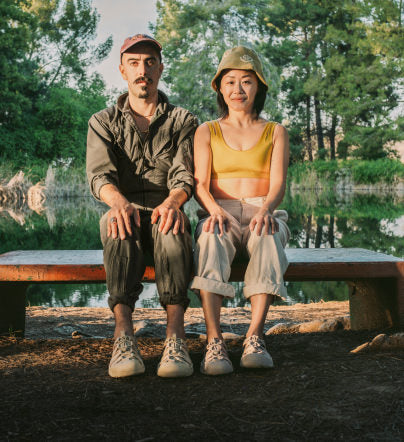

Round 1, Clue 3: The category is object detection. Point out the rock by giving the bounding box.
[198,332,242,341]
[266,323,297,335]
[266,316,350,335]
[351,332,404,353]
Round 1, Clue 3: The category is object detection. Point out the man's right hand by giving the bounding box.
[107,203,141,240]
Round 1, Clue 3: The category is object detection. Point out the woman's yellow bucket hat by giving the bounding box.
[211,46,268,91]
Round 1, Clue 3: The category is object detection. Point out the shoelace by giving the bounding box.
[115,335,139,360]
[205,339,229,363]
[243,336,266,355]
[161,337,189,363]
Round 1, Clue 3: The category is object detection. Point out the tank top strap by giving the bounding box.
[206,120,221,140]
[263,121,278,143]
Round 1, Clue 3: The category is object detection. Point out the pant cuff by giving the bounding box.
[190,276,235,298]
[243,283,287,301]
[160,293,190,312]
[108,289,142,312]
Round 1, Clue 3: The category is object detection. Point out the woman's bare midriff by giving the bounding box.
[210,178,270,199]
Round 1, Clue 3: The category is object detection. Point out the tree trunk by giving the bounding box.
[305,215,312,248]
[305,96,313,161]
[328,216,335,248]
[329,114,337,160]
[315,98,325,159]
[315,217,324,248]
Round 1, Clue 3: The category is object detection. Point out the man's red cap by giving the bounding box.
[120,34,162,61]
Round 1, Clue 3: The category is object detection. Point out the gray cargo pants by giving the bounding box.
[100,210,192,312]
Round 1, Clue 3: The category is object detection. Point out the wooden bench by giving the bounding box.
[0,248,403,336]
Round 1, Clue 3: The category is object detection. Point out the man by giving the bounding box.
[86,35,197,378]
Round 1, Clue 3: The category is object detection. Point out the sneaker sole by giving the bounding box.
[240,356,274,369]
[157,365,194,378]
[108,363,145,378]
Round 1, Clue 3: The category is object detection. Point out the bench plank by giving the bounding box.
[0,248,403,335]
[0,248,402,282]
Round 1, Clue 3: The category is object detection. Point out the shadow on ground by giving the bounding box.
[0,331,403,441]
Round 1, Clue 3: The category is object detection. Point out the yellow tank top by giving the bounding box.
[207,120,277,179]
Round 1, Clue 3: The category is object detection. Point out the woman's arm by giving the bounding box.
[249,124,290,235]
[194,123,231,235]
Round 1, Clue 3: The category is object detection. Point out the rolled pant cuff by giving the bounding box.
[160,294,190,312]
[243,283,287,301]
[190,276,235,298]
[108,293,140,313]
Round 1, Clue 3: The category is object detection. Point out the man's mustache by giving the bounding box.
[135,76,153,84]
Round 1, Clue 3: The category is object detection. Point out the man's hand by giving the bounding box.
[249,209,279,236]
[151,202,185,235]
[108,203,140,240]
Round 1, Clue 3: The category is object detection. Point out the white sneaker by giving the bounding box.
[108,331,145,378]
[240,335,274,369]
[157,335,193,378]
[201,338,234,376]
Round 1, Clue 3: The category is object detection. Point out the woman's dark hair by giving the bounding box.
[215,70,267,118]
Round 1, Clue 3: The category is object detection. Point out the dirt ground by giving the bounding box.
[1,302,403,441]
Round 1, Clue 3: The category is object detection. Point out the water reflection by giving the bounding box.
[0,189,402,308]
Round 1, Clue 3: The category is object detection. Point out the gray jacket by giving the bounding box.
[86,91,198,209]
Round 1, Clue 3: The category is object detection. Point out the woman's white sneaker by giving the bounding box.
[201,338,234,376]
[240,335,274,369]
[157,335,194,378]
[108,332,145,378]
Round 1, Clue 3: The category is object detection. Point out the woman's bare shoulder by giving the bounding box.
[195,121,213,143]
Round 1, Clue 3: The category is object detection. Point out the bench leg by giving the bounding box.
[348,278,399,330]
[0,283,29,337]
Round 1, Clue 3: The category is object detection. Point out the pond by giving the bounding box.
[0,188,403,308]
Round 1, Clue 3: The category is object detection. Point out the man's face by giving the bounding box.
[119,43,163,99]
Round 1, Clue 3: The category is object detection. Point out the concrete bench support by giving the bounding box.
[0,283,29,337]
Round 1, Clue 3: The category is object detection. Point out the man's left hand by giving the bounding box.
[151,202,185,235]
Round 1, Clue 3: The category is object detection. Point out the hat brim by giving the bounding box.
[211,67,268,92]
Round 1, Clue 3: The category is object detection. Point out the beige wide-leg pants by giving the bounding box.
[190,197,290,300]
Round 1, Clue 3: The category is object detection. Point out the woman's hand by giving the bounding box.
[203,208,231,236]
[249,209,279,236]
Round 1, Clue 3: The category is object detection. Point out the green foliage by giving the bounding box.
[0,0,112,167]
[350,159,404,184]
[288,159,404,186]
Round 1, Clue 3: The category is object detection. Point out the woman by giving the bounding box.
[190,46,290,375]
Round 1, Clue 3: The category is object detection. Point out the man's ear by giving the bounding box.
[159,62,164,77]
[119,63,128,81]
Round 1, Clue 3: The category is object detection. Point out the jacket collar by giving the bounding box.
[117,90,170,121]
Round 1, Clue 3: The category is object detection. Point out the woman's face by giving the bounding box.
[219,69,258,114]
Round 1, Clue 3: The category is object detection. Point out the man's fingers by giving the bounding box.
[159,210,169,233]
[107,221,111,237]
[172,215,181,235]
[122,211,132,236]
[117,217,126,240]
[218,216,224,236]
[110,218,118,239]
[179,211,185,234]
[164,210,175,234]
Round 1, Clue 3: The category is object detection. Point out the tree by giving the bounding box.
[28,0,112,87]
[0,0,112,166]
